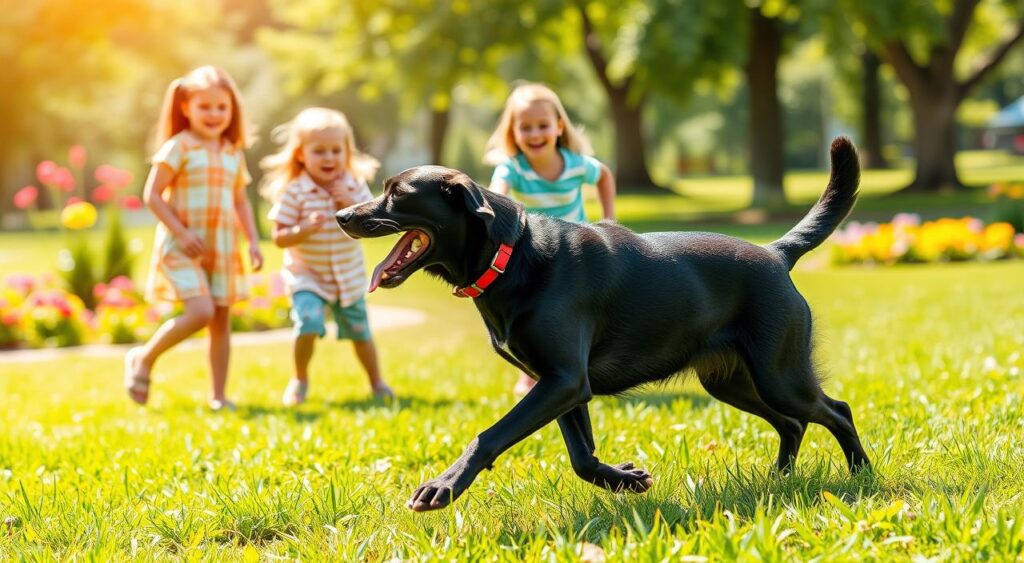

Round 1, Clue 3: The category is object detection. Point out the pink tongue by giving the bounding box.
[368,262,385,293]
[368,231,419,292]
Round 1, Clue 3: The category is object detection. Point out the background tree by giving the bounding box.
[851,0,1024,192]
[568,0,744,192]
[261,0,562,166]
[0,0,253,214]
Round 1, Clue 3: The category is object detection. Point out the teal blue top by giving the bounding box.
[491,148,602,222]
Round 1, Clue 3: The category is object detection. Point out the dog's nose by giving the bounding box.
[336,208,354,226]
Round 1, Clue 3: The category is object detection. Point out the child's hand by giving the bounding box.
[175,229,205,258]
[249,244,264,272]
[302,211,330,231]
[329,180,358,209]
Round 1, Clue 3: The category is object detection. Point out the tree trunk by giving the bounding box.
[429,106,450,165]
[607,88,656,192]
[745,8,786,208]
[576,2,659,193]
[905,88,964,192]
[861,51,889,169]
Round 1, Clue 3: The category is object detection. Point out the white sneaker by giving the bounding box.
[282,379,309,407]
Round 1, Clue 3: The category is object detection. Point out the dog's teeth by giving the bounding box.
[404,250,413,259]
[382,272,390,280]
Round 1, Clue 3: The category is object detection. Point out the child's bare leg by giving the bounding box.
[353,339,390,397]
[294,334,316,382]
[135,296,215,373]
[208,305,231,403]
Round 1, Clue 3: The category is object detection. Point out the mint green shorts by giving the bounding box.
[291,291,371,341]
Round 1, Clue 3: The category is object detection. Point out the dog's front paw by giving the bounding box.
[597,462,653,493]
[407,475,467,512]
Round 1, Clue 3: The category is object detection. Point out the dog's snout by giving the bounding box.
[336,208,354,226]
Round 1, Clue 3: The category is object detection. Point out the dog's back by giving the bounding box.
[516,138,860,395]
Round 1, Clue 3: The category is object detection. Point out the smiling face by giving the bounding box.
[511,100,563,160]
[181,86,233,142]
[299,127,347,187]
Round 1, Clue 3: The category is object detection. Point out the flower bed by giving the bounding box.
[831,213,1024,265]
[0,273,292,350]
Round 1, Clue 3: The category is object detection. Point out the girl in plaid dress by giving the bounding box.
[261,108,392,406]
[124,66,264,410]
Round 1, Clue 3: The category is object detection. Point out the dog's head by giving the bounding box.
[336,165,525,291]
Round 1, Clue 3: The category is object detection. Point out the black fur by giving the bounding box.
[337,137,870,512]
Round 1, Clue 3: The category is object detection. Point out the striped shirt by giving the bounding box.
[491,148,602,222]
[268,171,373,307]
[145,131,250,306]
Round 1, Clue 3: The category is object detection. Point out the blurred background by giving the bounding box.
[4,0,1024,219]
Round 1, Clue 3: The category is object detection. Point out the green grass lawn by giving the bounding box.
[2,159,1024,559]
[2,253,1023,559]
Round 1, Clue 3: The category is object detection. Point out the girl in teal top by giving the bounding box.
[484,82,617,394]
[485,83,616,223]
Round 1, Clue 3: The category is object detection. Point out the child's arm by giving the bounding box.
[143,163,204,257]
[271,213,329,248]
[234,190,264,272]
[596,163,617,221]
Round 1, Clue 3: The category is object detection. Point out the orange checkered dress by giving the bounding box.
[145,131,251,306]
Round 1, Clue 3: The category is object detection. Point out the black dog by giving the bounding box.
[337,137,869,512]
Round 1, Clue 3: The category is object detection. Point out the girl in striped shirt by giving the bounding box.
[484,83,617,395]
[262,108,392,406]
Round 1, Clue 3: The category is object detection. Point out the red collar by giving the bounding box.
[453,243,514,298]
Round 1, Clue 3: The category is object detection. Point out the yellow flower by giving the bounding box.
[61,201,98,230]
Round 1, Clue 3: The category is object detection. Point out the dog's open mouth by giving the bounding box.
[369,230,431,292]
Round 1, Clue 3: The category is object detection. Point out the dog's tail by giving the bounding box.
[768,137,860,271]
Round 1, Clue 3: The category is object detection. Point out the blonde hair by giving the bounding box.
[483,83,594,166]
[259,107,380,202]
[154,65,251,150]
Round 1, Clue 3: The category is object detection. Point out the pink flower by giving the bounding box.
[109,276,134,291]
[13,186,38,209]
[95,165,133,189]
[92,282,109,298]
[36,161,59,185]
[66,196,83,205]
[53,167,75,192]
[268,274,284,298]
[120,195,143,211]
[69,145,87,169]
[1015,234,1024,249]
[91,185,114,204]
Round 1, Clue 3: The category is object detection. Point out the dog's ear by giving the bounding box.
[444,170,525,244]
[446,172,496,230]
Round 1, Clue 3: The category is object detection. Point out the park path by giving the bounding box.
[0,305,426,364]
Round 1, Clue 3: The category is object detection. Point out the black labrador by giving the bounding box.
[336,137,869,512]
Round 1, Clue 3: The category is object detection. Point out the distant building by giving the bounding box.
[984,96,1024,154]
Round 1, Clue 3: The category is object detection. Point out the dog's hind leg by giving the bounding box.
[696,356,806,473]
[743,354,870,474]
[557,405,653,492]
